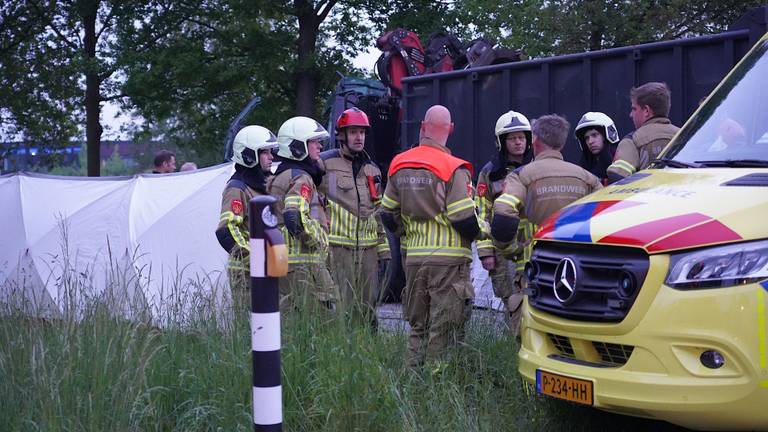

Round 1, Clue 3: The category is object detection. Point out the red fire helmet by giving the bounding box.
[336,108,370,129]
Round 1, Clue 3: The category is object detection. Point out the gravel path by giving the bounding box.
[376,302,508,335]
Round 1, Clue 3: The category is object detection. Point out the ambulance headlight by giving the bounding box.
[665,239,768,289]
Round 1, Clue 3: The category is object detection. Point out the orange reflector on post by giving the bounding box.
[267,244,288,277]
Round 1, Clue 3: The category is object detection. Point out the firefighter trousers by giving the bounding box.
[403,262,474,368]
[489,257,525,338]
[278,262,339,313]
[329,245,380,322]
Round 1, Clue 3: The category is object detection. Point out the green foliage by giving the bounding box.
[120,0,361,164]
[42,145,138,177]
[3,0,766,169]
[0,2,81,145]
[361,0,464,42]
[0,0,151,175]
[457,0,766,57]
[0,298,687,431]
[102,151,131,176]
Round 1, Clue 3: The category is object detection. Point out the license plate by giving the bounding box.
[536,369,593,405]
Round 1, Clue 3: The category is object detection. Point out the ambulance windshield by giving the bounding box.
[663,38,768,167]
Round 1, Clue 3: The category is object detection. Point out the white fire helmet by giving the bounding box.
[494,110,532,151]
[232,125,278,168]
[574,112,619,147]
[277,116,329,161]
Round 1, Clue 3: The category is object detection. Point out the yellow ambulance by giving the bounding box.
[518,33,768,430]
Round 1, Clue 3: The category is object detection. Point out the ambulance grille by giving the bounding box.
[593,342,634,366]
[526,242,649,322]
[548,333,575,357]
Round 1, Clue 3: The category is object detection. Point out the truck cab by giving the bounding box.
[519,33,768,431]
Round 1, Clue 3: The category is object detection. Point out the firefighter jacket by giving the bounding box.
[318,147,391,259]
[381,143,482,266]
[491,149,603,245]
[578,137,619,184]
[215,166,268,272]
[475,155,534,266]
[268,159,329,265]
[607,117,679,182]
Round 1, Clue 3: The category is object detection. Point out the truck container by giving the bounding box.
[399,6,768,169]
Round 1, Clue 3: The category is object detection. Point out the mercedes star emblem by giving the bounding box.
[553,257,578,303]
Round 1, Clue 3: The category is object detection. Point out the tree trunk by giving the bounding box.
[589,21,604,51]
[83,3,102,177]
[295,1,319,117]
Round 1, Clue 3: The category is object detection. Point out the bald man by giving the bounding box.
[381,105,484,367]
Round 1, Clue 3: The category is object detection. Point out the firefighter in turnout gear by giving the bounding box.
[215,125,278,289]
[606,82,680,183]
[575,111,620,184]
[381,105,485,367]
[476,110,534,337]
[319,108,390,327]
[492,114,603,249]
[268,116,339,310]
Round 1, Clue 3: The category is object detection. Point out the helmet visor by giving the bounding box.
[307,134,329,146]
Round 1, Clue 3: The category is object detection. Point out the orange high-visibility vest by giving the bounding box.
[389,145,473,180]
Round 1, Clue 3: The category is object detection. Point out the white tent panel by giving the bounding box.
[128,166,232,321]
[0,176,26,287]
[28,178,134,309]
[0,165,234,325]
[19,175,127,245]
[128,168,229,241]
[0,250,62,319]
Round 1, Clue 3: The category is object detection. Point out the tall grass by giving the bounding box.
[0,293,688,431]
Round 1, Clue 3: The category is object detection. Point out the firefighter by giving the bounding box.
[607,82,680,183]
[215,125,278,290]
[319,108,390,327]
[268,116,338,311]
[575,111,620,184]
[491,114,603,250]
[475,110,535,337]
[381,105,485,368]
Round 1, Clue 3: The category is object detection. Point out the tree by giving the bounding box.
[0,1,143,176]
[292,0,337,116]
[121,1,291,164]
[121,0,367,164]
[366,0,464,39]
[456,0,766,57]
[0,2,79,155]
[0,0,191,176]
[8,0,761,172]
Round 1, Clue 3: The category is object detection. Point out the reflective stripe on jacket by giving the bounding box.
[268,169,328,265]
[382,143,478,266]
[319,148,390,257]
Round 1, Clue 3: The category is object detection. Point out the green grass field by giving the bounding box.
[0,298,688,431]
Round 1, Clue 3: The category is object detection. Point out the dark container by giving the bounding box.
[399,6,768,169]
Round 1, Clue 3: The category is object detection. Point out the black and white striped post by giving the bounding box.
[249,195,288,432]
